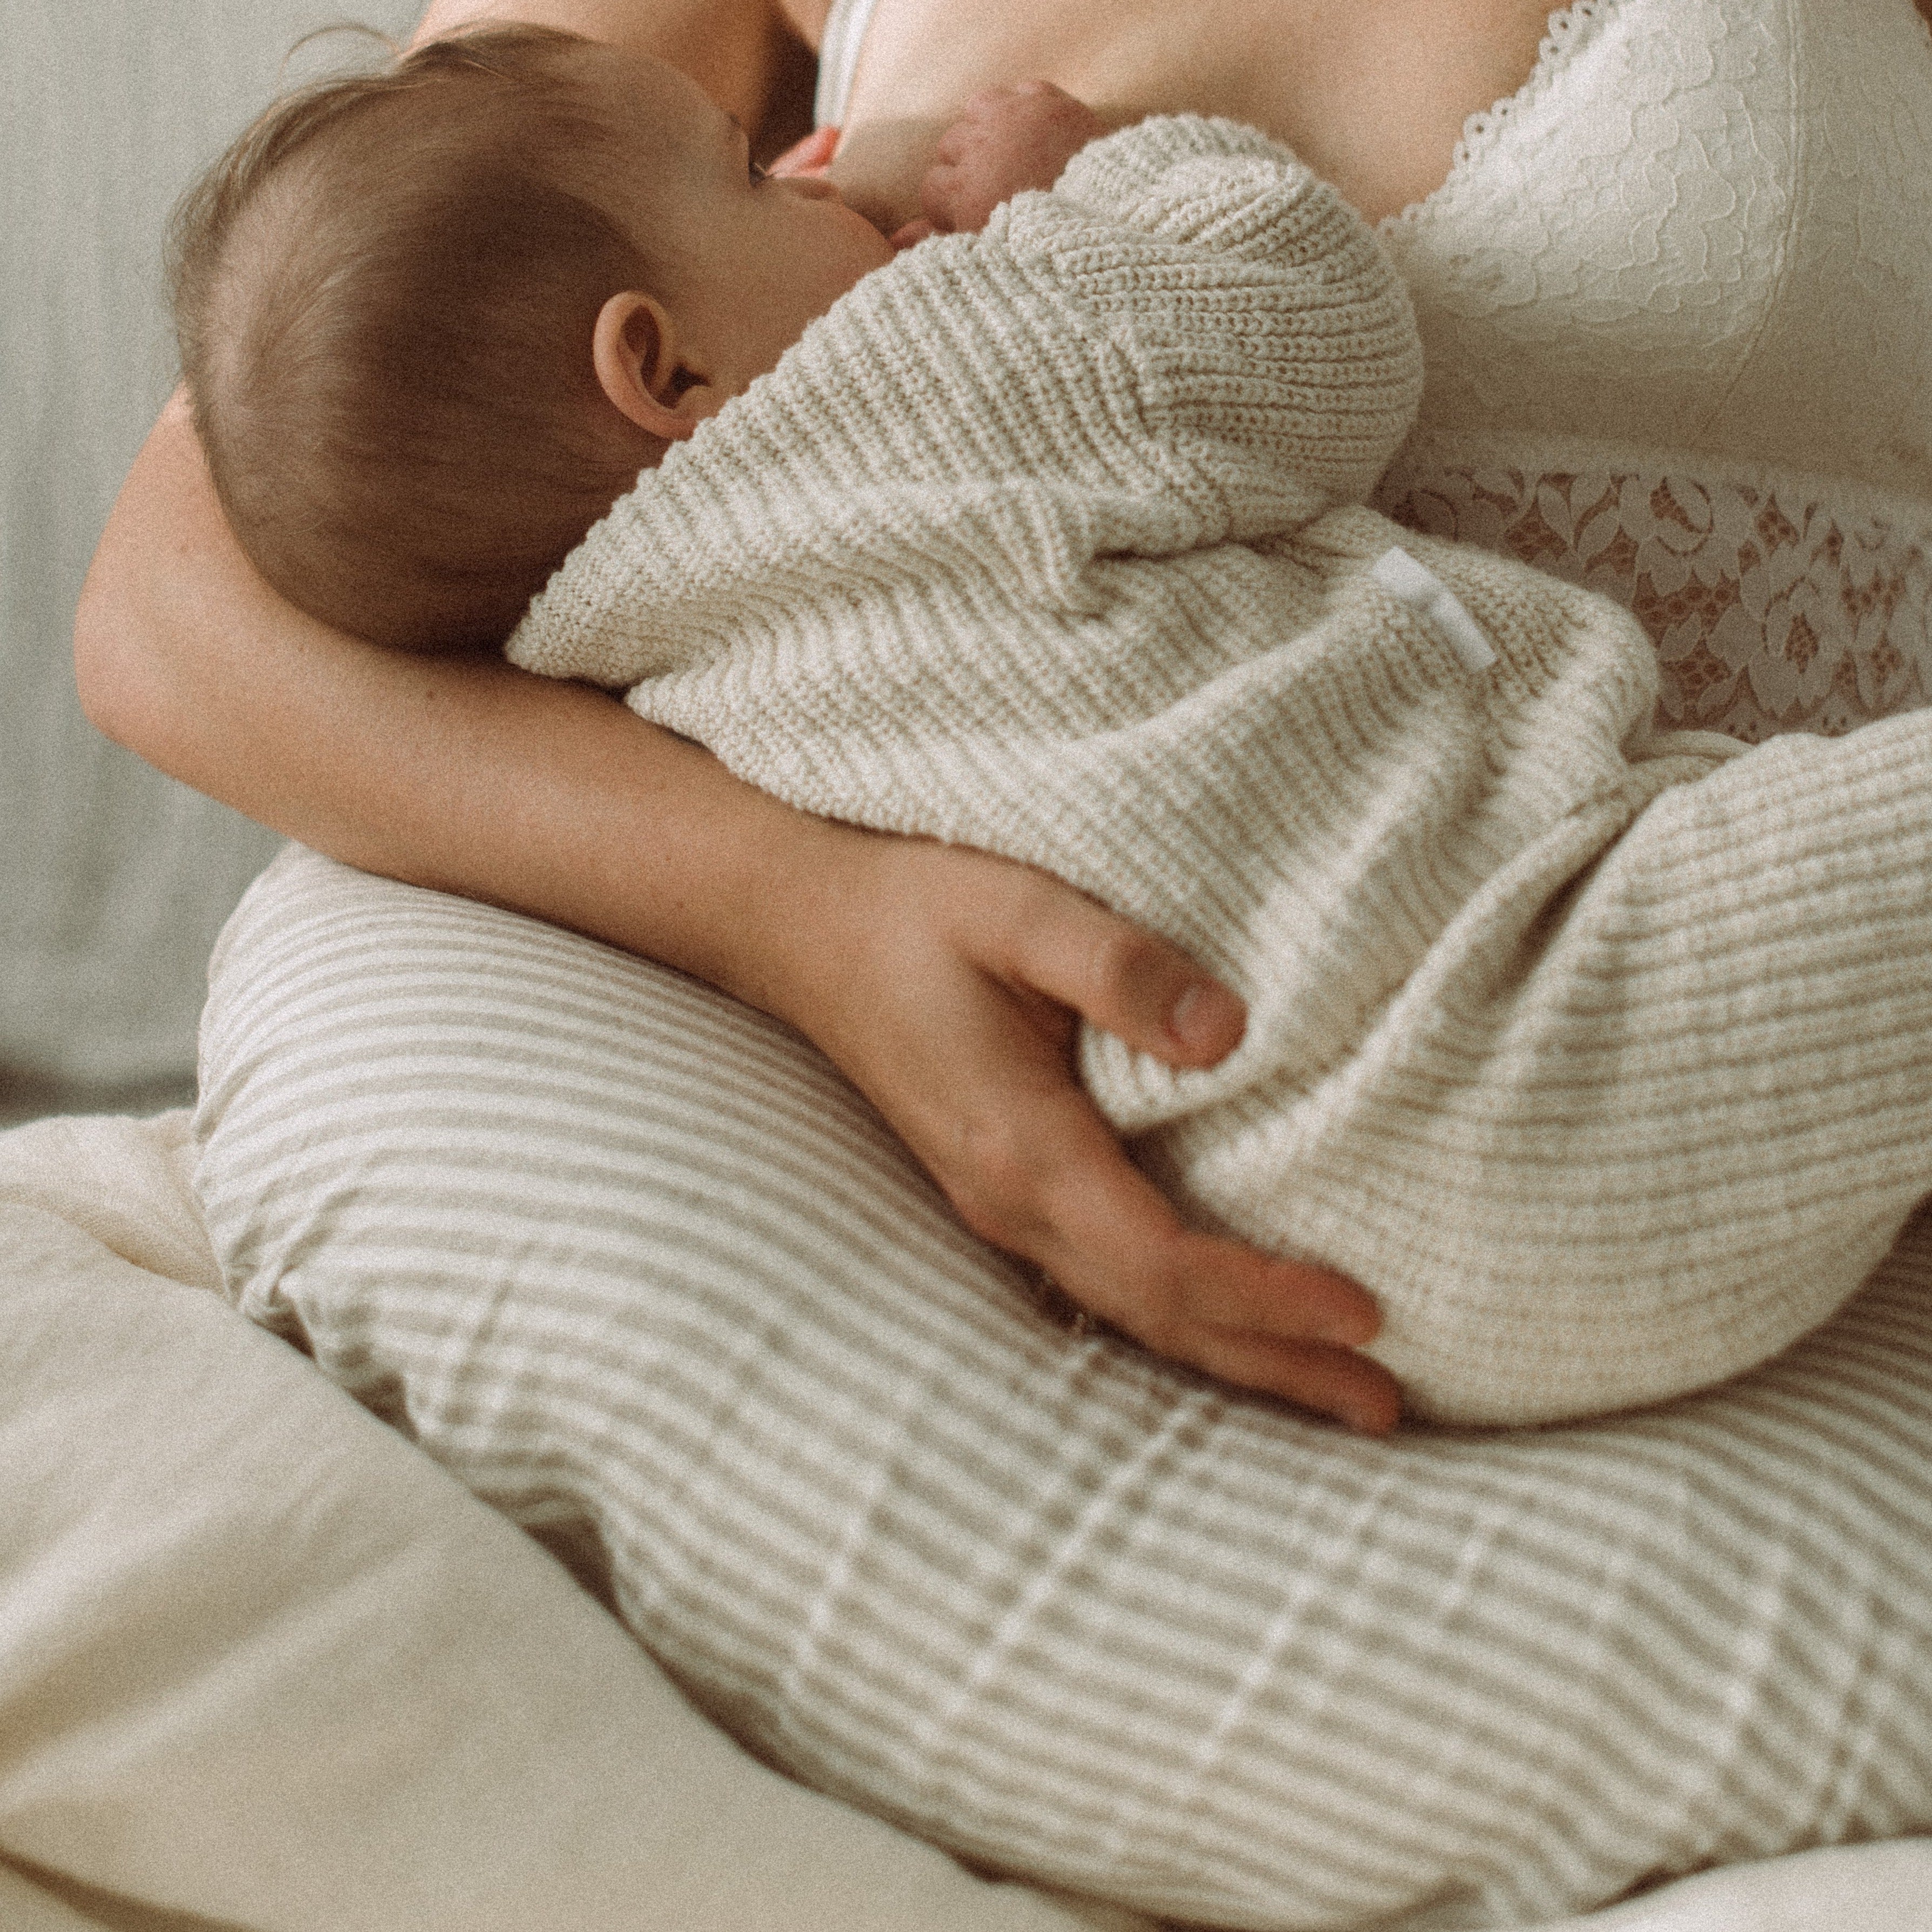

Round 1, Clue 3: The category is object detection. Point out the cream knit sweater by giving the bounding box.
[510,116,1932,1425]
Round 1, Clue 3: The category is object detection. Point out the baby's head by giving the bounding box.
[170,26,892,652]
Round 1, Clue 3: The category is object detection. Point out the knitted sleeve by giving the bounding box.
[1002,115,1424,508]
[508,117,1423,693]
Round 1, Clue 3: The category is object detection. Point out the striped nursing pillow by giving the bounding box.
[195,846,1932,1930]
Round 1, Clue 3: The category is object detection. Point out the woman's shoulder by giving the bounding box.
[414,0,797,129]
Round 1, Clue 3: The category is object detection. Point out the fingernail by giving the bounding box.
[1170,982,1243,1053]
[1320,1307,1379,1347]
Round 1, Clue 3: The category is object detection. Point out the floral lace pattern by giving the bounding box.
[1369,0,1932,742]
[1374,457,1932,740]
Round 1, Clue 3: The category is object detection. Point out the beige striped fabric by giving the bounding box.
[196,845,1932,1932]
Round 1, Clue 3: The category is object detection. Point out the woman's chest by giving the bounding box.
[812,0,1554,227]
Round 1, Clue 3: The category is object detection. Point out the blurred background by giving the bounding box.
[2,1,417,1127]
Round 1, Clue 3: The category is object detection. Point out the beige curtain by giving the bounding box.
[1,1,415,1094]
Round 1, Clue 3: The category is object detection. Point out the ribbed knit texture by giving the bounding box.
[510,117,1932,1425]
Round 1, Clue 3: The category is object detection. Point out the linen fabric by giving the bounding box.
[509,116,1932,1426]
[195,844,1932,1932]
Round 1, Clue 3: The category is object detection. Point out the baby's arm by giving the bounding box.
[1055,113,1424,509]
[903,91,1422,514]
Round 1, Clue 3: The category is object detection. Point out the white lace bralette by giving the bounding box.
[1374,0,1932,741]
[821,0,1932,741]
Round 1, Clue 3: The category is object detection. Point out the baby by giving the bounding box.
[170,24,895,653]
[175,27,1932,1425]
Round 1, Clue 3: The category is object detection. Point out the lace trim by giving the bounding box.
[1377,1,1608,237]
[1373,454,1932,741]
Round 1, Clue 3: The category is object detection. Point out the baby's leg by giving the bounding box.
[1168,710,1932,1424]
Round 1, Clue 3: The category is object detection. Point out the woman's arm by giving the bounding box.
[75,393,816,991]
[77,397,1396,1429]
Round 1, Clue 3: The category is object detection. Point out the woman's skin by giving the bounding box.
[806,0,1555,232]
[74,0,1571,1435]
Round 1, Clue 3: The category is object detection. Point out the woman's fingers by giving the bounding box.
[934,1077,1396,1431]
[767,124,839,178]
[984,870,1249,1067]
[1183,1333,1404,1437]
[791,837,1398,1429]
[1014,1122,1378,1347]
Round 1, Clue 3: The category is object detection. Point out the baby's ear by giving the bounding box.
[592,292,717,441]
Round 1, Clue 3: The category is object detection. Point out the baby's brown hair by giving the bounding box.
[170,26,662,653]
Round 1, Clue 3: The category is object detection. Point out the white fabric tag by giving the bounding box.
[1370,546,1498,673]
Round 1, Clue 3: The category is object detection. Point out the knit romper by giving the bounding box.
[511,116,1932,1425]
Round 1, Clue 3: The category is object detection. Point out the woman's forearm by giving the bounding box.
[73,393,842,1009]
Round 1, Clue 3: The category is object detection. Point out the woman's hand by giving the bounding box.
[81,401,1397,1435]
[770,829,1401,1433]
[890,81,1105,247]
